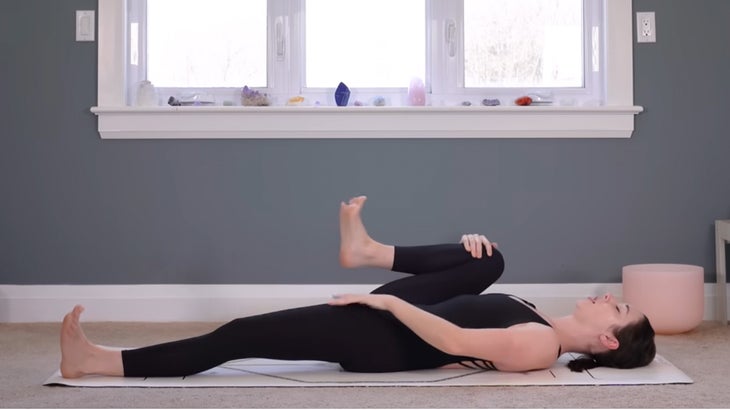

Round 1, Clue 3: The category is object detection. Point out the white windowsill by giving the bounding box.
[96,0,638,139]
[90,105,643,139]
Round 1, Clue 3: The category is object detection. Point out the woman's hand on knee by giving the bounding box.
[460,234,497,258]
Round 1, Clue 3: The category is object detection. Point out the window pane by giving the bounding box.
[305,0,425,88]
[464,0,583,88]
[147,0,267,88]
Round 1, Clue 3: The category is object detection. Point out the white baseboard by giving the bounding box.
[0,283,726,323]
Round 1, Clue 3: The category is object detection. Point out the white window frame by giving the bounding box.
[92,0,642,139]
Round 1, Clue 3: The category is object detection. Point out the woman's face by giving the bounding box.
[574,292,645,331]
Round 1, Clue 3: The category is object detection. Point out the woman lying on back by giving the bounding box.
[59,196,655,378]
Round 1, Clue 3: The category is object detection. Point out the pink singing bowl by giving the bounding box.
[622,264,704,335]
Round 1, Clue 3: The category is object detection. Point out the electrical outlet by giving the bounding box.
[636,12,656,43]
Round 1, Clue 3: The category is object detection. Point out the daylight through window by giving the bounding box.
[128,0,601,106]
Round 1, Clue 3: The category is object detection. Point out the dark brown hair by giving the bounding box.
[567,315,656,372]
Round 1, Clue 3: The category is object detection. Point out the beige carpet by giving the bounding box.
[1,321,728,408]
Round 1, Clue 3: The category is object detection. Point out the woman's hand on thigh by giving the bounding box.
[328,294,396,311]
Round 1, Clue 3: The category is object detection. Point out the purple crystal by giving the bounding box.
[481,98,501,106]
[241,86,271,106]
[335,82,350,106]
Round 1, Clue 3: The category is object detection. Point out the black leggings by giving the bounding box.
[121,244,505,376]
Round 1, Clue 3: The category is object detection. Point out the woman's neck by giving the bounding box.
[548,315,595,355]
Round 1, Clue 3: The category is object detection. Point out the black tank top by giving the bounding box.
[420,293,559,370]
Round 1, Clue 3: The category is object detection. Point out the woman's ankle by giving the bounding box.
[340,240,394,269]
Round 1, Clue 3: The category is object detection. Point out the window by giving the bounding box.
[129,0,598,105]
[463,0,584,88]
[94,0,641,139]
[145,0,268,88]
[305,0,426,89]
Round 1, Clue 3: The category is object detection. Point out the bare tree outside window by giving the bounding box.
[464,0,583,88]
[147,0,267,88]
[143,0,585,91]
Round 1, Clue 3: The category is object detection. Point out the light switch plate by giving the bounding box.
[76,10,95,42]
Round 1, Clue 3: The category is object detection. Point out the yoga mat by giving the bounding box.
[45,353,692,387]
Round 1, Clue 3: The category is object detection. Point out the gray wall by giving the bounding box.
[1,0,728,285]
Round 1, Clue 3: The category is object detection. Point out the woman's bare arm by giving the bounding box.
[449,323,560,371]
[330,294,469,354]
[329,294,559,371]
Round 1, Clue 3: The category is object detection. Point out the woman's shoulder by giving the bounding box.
[495,323,561,372]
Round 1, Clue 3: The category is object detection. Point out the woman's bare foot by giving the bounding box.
[60,305,123,378]
[339,196,393,269]
[60,305,95,378]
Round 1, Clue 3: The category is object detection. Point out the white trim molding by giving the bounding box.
[1,283,726,323]
[91,105,643,139]
[93,0,641,139]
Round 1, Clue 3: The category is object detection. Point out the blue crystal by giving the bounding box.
[335,82,350,106]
